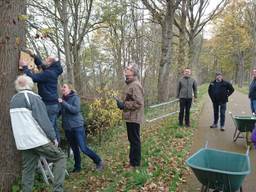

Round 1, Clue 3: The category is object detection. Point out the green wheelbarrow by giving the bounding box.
[230,113,256,146]
[186,145,251,192]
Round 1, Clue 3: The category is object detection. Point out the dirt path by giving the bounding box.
[180,91,256,192]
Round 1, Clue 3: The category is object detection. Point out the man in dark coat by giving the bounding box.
[19,52,63,142]
[208,72,234,131]
[249,68,256,114]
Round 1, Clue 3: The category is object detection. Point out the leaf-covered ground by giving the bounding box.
[63,118,193,192]
[28,85,207,192]
[62,85,207,192]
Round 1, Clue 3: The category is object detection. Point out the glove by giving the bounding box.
[53,139,59,147]
[116,100,125,110]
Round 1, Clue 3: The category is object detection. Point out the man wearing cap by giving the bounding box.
[208,72,234,131]
[19,51,63,142]
[249,68,256,115]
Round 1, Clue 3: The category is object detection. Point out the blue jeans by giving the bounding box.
[213,102,226,127]
[250,99,256,113]
[46,104,60,142]
[65,127,101,170]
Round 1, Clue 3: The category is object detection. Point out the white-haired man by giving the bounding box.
[19,51,63,142]
[115,64,144,169]
[9,75,66,192]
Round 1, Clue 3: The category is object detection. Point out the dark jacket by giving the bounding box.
[60,91,84,130]
[249,79,256,100]
[177,76,197,99]
[208,80,234,103]
[23,56,63,105]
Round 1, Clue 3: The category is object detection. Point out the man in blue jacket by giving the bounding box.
[249,68,256,115]
[19,52,63,142]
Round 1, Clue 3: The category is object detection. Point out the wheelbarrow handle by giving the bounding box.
[246,146,250,156]
[205,141,208,149]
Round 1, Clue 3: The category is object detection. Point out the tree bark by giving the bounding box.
[55,0,74,84]
[157,2,174,102]
[0,0,26,191]
[177,0,187,68]
[73,45,83,95]
[237,51,244,88]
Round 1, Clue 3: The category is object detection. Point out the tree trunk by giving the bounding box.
[251,29,256,69]
[247,3,256,69]
[191,34,203,83]
[237,51,244,88]
[177,0,187,68]
[73,46,83,95]
[0,0,26,191]
[55,0,74,84]
[157,3,174,102]
[188,33,202,70]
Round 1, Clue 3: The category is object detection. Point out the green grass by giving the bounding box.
[63,84,207,192]
[15,84,207,192]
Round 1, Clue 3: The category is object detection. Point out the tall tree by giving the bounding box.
[175,0,187,68]
[0,0,26,191]
[28,0,98,95]
[142,0,182,102]
[200,0,251,85]
[186,0,227,78]
[246,0,256,68]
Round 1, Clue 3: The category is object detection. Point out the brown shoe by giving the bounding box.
[124,164,136,171]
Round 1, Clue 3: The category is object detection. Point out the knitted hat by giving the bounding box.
[216,72,222,76]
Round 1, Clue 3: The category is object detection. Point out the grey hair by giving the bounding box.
[15,75,34,91]
[127,63,140,77]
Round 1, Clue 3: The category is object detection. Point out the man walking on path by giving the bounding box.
[249,68,256,114]
[176,68,197,127]
[9,75,66,192]
[208,72,234,131]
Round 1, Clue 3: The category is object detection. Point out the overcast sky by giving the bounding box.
[204,0,225,39]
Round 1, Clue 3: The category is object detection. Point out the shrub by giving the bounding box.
[85,88,122,136]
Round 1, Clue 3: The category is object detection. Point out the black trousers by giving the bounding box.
[212,102,227,127]
[178,98,192,126]
[126,122,141,166]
